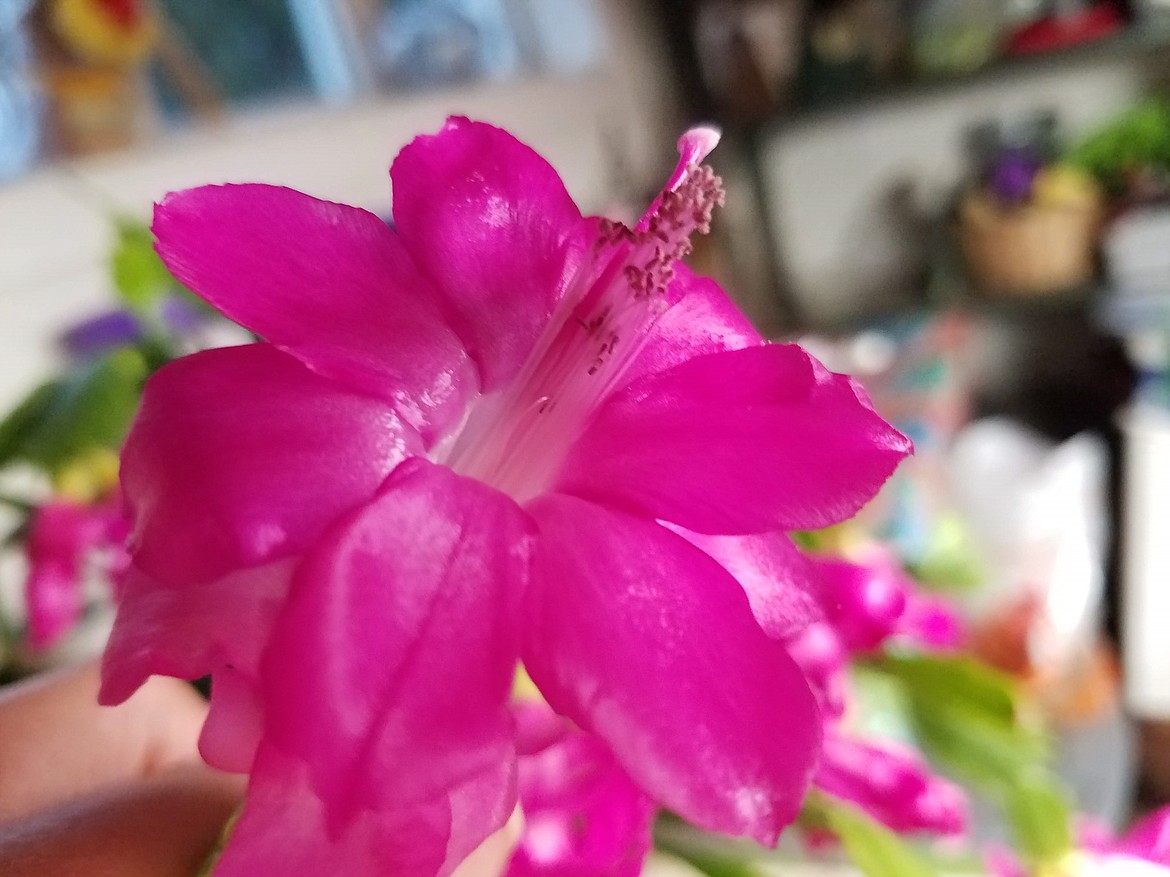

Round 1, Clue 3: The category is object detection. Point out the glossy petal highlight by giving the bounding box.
[259,459,531,835]
[524,494,821,845]
[667,524,824,640]
[557,344,912,535]
[391,117,584,390]
[154,184,475,441]
[122,344,420,587]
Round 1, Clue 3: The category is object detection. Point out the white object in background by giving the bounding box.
[949,418,1109,661]
[515,0,607,74]
[1105,206,1170,297]
[286,0,375,101]
[1121,406,1170,718]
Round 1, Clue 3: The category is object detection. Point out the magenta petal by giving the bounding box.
[214,745,515,877]
[507,717,656,877]
[122,344,420,588]
[815,731,968,836]
[153,184,475,441]
[100,561,293,770]
[514,701,574,758]
[523,494,821,845]
[100,561,293,702]
[785,622,849,721]
[813,555,909,654]
[200,665,267,773]
[259,458,530,844]
[1116,806,1170,865]
[897,594,965,651]
[24,500,113,650]
[619,266,761,388]
[25,562,78,651]
[391,117,584,390]
[556,344,912,535]
[666,524,824,640]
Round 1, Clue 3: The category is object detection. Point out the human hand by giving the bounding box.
[0,661,519,876]
[0,661,241,877]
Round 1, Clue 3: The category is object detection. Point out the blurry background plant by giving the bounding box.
[0,216,245,680]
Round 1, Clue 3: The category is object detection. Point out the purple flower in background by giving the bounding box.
[60,310,143,359]
[988,148,1042,205]
[59,295,209,359]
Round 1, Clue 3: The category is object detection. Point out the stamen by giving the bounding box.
[441,150,726,502]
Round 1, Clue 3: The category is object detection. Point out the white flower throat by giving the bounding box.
[442,161,725,503]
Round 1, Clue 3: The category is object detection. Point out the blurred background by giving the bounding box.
[4,0,1170,865]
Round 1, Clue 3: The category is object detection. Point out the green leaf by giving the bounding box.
[0,380,61,468]
[651,817,769,877]
[873,653,1047,792]
[907,513,985,592]
[812,794,938,877]
[659,849,767,877]
[878,653,1020,722]
[1067,100,1170,190]
[5,349,147,473]
[1002,775,1073,867]
[111,218,174,311]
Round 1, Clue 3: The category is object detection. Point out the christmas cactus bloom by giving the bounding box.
[1113,807,1170,867]
[25,494,128,650]
[814,730,966,837]
[506,701,655,877]
[812,548,965,655]
[786,549,967,838]
[100,118,910,876]
[989,808,1170,877]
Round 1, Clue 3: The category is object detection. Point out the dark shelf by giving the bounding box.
[772,19,1170,132]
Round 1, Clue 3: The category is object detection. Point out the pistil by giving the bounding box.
[443,156,725,503]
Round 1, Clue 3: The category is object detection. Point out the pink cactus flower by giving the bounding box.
[786,621,850,721]
[810,548,964,656]
[987,807,1170,876]
[100,119,909,877]
[25,495,128,650]
[813,553,909,653]
[790,551,967,839]
[814,730,967,836]
[506,701,656,877]
[1110,806,1170,871]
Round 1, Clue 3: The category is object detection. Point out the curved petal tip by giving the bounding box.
[677,126,721,169]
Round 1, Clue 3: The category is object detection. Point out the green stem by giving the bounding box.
[652,819,770,877]
[197,807,240,877]
[0,493,34,513]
